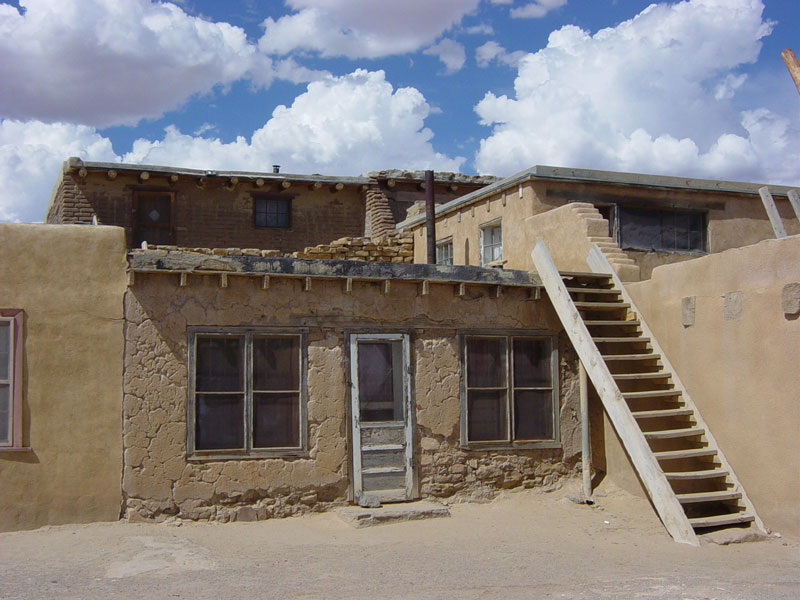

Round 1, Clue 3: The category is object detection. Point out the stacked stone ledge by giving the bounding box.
[293,233,414,263]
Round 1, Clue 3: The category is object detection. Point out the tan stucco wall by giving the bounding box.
[620,236,800,537]
[0,224,127,532]
[408,179,799,277]
[124,273,581,521]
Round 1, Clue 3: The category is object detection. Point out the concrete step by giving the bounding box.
[337,501,450,528]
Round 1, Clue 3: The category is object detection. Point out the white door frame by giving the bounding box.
[349,333,414,503]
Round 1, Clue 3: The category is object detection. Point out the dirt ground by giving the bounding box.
[1,481,797,600]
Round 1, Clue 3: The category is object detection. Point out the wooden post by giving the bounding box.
[781,49,800,97]
[580,361,592,499]
[758,187,788,238]
[787,189,800,223]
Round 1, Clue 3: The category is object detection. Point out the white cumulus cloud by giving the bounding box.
[424,39,467,74]
[511,0,567,19]
[259,0,479,58]
[0,0,273,128]
[2,70,463,222]
[475,41,526,68]
[474,0,799,185]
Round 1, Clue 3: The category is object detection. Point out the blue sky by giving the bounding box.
[0,0,798,222]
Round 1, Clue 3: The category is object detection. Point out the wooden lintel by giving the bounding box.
[220,273,228,288]
[455,282,466,297]
[382,280,391,295]
[261,275,270,290]
[303,276,312,292]
[179,272,188,287]
[345,277,353,293]
[419,280,430,296]
[126,271,135,287]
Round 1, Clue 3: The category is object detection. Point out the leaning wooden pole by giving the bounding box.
[782,49,800,97]
[580,361,592,499]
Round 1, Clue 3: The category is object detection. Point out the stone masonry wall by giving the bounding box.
[123,272,579,523]
[292,233,414,262]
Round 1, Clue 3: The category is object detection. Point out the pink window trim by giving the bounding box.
[0,309,23,448]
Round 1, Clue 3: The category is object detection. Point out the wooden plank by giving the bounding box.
[758,186,788,238]
[677,490,742,504]
[654,448,717,460]
[689,513,754,528]
[574,301,630,309]
[593,336,649,343]
[665,469,729,480]
[603,353,661,361]
[643,426,704,440]
[614,372,671,381]
[584,320,640,327]
[532,240,699,546]
[586,244,766,535]
[623,390,682,399]
[632,408,693,419]
[787,189,800,222]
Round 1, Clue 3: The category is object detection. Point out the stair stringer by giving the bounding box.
[585,244,766,535]
[531,240,699,546]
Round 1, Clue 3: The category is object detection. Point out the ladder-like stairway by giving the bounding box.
[532,241,765,545]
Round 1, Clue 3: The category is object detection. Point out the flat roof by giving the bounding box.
[396,164,799,230]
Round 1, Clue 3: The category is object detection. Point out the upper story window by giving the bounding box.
[436,238,453,265]
[188,329,307,459]
[254,195,292,228]
[461,334,558,449]
[133,190,174,247]
[480,221,502,266]
[0,310,23,449]
[617,207,706,253]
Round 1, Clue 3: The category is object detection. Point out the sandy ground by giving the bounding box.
[1,482,797,600]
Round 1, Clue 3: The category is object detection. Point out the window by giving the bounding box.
[254,195,292,228]
[133,190,174,247]
[188,329,306,458]
[618,207,706,252]
[461,334,558,448]
[0,310,23,449]
[435,238,453,265]
[480,221,502,266]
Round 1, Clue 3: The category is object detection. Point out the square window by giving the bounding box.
[618,207,706,253]
[480,223,502,266]
[133,191,174,247]
[254,196,291,228]
[0,309,23,449]
[189,330,306,457]
[462,334,557,447]
[435,239,453,265]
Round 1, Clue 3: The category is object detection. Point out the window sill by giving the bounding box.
[0,446,33,453]
[187,449,309,461]
[461,441,561,451]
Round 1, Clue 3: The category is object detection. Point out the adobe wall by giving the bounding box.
[123,272,581,522]
[408,179,799,277]
[620,236,800,537]
[0,224,126,532]
[47,171,365,253]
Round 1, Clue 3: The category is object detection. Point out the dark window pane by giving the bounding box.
[619,207,661,251]
[254,197,290,228]
[514,390,554,440]
[196,394,244,450]
[196,336,243,391]
[688,213,705,251]
[253,336,299,391]
[0,321,9,380]
[0,384,9,444]
[620,207,706,252]
[253,393,300,448]
[468,389,507,441]
[358,341,403,422]
[672,212,689,251]
[513,338,550,388]
[466,337,506,388]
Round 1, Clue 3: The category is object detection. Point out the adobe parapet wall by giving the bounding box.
[123,253,579,523]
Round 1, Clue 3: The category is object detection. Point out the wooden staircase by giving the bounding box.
[532,241,765,545]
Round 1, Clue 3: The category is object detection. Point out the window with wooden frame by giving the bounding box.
[617,206,706,253]
[480,220,502,266]
[188,329,307,459]
[461,333,558,448]
[435,238,454,265]
[133,190,175,247]
[0,310,23,449]
[253,194,292,228]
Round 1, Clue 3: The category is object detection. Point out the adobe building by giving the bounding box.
[2,159,798,546]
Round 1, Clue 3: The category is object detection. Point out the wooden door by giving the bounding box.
[350,334,415,504]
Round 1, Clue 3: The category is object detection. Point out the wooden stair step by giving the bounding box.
[665,469,729,480]
[644,427,705,440]
[632,408,694,419]
[603,353,661,361]
[654,447,717,460]
[559,271,611,281]
[614,372,671,381]
[362,466,405,475]
[361,444,404,452]
[566,287,620,295]
[677,490,742,504]
[584,319,641,327]
[689,512,754,528]
[623,389,682,399]
[593,336,650,343]
[575,301,630,310]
